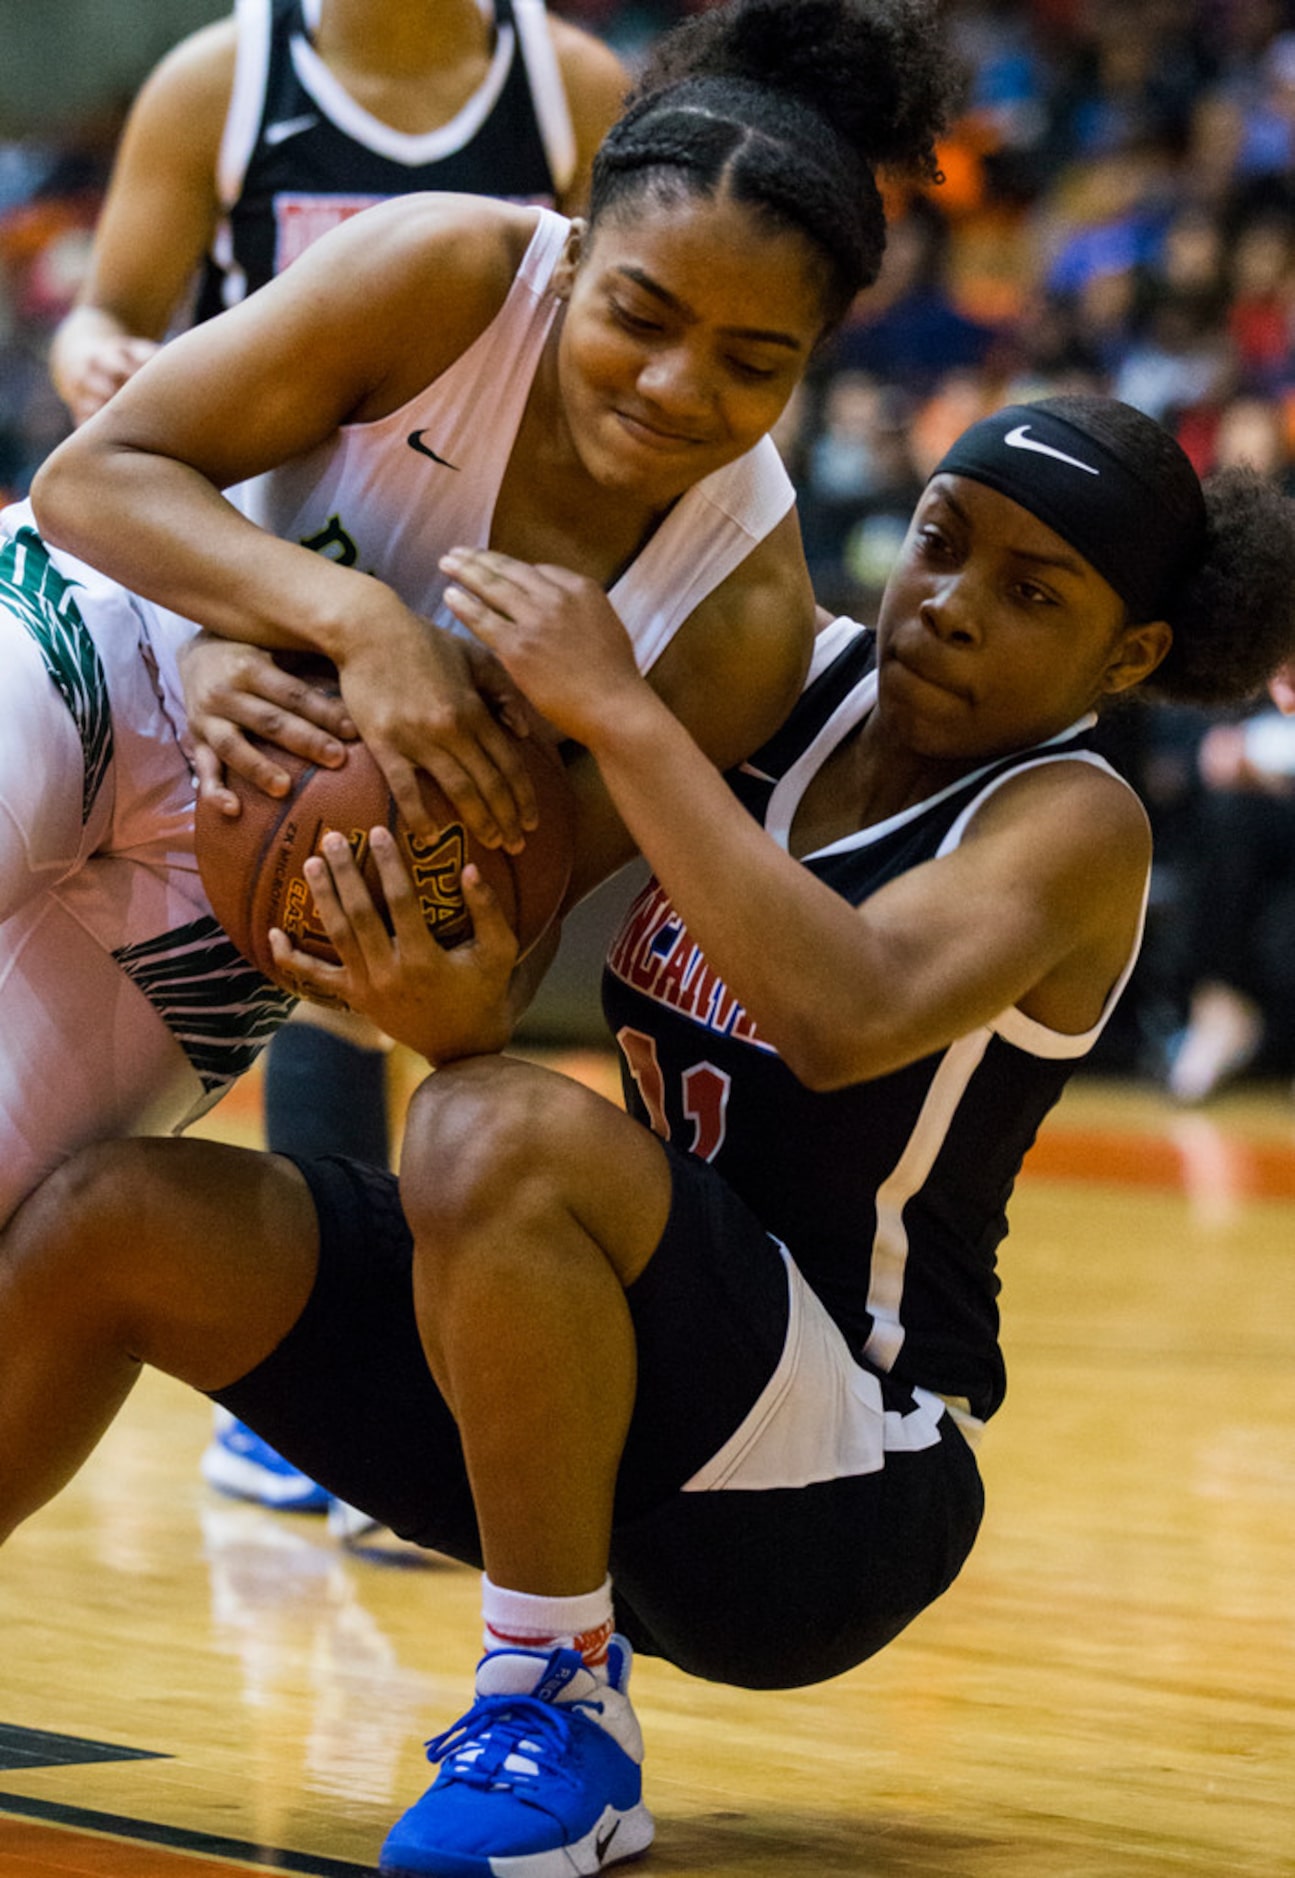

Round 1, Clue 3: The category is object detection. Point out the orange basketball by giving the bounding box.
[196,715,575,998]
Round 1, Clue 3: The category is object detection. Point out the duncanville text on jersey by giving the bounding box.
[605,879,776,1053]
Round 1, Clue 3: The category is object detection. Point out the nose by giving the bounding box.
[635,345,713,425]
[920,575,980,646]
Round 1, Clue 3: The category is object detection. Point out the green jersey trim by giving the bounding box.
[0,526,112,827]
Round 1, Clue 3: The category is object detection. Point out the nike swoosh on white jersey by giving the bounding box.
[264,114,321,146]
[1003,424,1099,474]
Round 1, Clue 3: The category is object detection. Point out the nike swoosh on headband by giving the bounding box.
[1003,424,1099,475]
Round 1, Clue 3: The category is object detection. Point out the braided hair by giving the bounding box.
[588,0,961,332]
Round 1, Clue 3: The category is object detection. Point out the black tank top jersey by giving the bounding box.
[602,628,1115,1425]
[194,0,562,320]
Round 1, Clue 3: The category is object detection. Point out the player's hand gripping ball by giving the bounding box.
[195,670,575,997]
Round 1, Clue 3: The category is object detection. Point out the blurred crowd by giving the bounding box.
[2,0,1294,1097]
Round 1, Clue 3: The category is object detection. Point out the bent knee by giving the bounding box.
[400,1058,593,1239]
[0,1140,148,1318]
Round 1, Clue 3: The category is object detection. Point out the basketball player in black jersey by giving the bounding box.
[50,0,627,425]
[3,395,1293,1876]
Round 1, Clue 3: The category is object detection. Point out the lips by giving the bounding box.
[888,642,971,702]
[613,407,710,451]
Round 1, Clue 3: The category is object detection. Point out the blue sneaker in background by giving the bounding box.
[201,1407,330,1514]
[379,1635,654,1876]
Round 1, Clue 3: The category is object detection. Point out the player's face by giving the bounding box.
[875,475,1166,763]
[554,190,827,505]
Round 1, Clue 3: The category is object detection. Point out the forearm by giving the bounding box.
[583,689,877,1085]
[30,440,386,656]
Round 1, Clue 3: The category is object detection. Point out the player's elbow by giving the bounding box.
[776,1015,889,1093]
[776,993,927,1090]
[30,425,119,562]
[29,435,86,548]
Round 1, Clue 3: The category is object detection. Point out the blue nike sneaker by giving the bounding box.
[200,1408,330,1514]
[379,1636,654,1876]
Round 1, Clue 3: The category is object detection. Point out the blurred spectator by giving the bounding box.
[907,367,1004,476]
[1164,709,1295,1100]
[826,197,1004,396]
[1112,282,1236,422]
[1042,0,1209,168]
[795,370,922,614]
[1233,28,1295,199]
[1226,211,1295,393]
[1159,384,1295,1098]
[0,127,112,497]
[1179,386,1295,487]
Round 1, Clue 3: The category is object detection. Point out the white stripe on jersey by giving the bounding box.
[863,1029,993,1373]
[217,0,273,210]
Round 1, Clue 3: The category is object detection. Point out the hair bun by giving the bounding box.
[639,0,960,180]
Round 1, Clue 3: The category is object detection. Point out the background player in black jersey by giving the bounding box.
[49,0,628,425]
[2,395,1293,1877]
[44,0,628,1518]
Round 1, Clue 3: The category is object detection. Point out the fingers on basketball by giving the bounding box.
[196,720,574,996]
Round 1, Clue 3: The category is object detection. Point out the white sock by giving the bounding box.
[481,1574,615,1673]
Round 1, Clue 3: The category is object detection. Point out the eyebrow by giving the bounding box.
[936,485,1089,578]
[614,266,806,350]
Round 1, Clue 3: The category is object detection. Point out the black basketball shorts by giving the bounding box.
[212,1147,983,1690]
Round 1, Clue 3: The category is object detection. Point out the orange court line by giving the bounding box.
[0,1811,366,1878]
[1023,1124,1295,1200]
[0,1820,269,1877]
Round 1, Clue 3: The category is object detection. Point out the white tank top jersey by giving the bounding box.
[227,209,795,677]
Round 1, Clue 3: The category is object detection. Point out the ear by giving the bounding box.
[551,218,586,302]
[1101,618,1173,696]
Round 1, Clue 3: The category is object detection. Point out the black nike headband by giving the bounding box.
[931,403,1208,621]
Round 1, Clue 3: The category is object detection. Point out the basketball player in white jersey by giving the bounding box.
[11,0,958,1533]
[45,0,628,1513]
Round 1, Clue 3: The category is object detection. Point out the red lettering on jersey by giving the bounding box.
[729,1006,767,1046]
[606,882,671,982]
[606,879,776,1053]
[708,979,745,1036]
[653,925,700,1007]
[274,194,384,272]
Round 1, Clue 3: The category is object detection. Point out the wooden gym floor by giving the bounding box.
[1,1053,1293,1877]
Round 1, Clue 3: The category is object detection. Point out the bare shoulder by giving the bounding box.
[547,13,632,109]
[283,197,546,412]
[545,13,630,207]
[322,193,539,295]
[962,753,1153,1031]
[130,14,239,132]
[976,752,1148,836]
[966,753,1152,906]
[647,510,816,769]
[92,14,239,234]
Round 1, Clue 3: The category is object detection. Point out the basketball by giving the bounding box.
[195,698,576,996]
